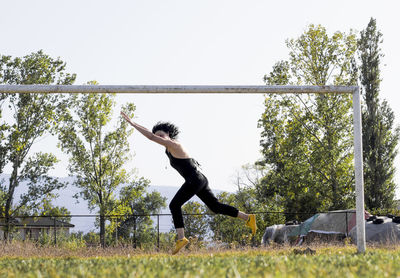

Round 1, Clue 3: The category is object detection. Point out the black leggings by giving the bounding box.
[169,174,239,229]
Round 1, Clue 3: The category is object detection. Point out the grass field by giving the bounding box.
[1,243,400,277]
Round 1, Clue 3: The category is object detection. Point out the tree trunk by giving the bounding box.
[4,161,19,241]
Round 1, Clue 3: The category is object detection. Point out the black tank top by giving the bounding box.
[165,149,202,181]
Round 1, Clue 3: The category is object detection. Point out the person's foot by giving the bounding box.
[172,237,189,255]
[246,214,257,235]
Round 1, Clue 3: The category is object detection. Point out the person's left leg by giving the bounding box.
[196,184,238,217]
[196,182,257,235]
[237,211,250,221]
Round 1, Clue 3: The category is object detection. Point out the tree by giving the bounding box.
[57,89,136,246]
[358,18,400,210]
[206,164,284,245]
[258,25,358,217]
[115,177,166,246]
[0,94,8,177]
[180,201,209,241]
[0,96,8,215]
[0,50,76,239]
[29,197,71,223]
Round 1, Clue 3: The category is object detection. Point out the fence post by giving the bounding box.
[157,214,160,249]
[115,217,118,245]
[345,212,348,237]
[133,216,137,248]
[53,218,57,245]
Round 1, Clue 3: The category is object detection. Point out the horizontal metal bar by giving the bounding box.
[0,85,358,94]
[0,210,351,219]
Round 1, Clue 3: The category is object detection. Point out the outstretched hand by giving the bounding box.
[120,111,132,125]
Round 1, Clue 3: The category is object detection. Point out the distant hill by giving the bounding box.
[0,174,226,233]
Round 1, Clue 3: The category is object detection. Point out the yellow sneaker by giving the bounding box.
[246,214,257,235]
[172,237,189,255]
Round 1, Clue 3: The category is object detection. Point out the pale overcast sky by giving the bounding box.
[1,0,399,197]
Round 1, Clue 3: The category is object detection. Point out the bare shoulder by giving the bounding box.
[167,140,183,152]
[167,139,182,149]
[167,141,191,158]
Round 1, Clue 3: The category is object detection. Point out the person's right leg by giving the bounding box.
[169,181,198,239]
[169,182,197,254]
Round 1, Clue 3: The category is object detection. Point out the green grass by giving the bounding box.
[1,246,400,277]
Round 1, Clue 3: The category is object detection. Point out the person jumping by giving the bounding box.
[121,112,256,254]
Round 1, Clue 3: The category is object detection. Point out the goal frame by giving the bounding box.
[0,84,366,253]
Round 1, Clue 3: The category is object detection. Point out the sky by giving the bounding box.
[1,0,399,197]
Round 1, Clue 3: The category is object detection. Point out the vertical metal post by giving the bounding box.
[53,218,57,245]
[157,215,160,249]
[115,218,118,245]
[345,212,348,237]
[218,219,221,241]
[133,217,137,248]
[353,87,366,253]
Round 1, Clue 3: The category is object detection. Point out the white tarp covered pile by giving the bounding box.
[262,209,373,245]
[350,216,400,244]
[261,224,299,246]
[288,209,363,237]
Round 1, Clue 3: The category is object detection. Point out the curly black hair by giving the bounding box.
[152,121,180,139]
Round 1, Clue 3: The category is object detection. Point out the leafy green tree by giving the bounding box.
[258,25,358,217]
[207,191,277,246]
[0,50,75,239]
[0,94,9,216]
[114,177,166,246]
[207,192,246,244]
[0,94,8,177]
[236,164,286,224]
[29,197,71,223]
[207,164,284,245]
[180,201,209,241]
[57,89,136,246]
[358,18,400,210]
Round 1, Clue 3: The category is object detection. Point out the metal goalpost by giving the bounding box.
[0,84,366,253]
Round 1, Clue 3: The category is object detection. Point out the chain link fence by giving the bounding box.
[1,210,358,248]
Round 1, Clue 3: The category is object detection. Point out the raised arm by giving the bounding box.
[120,111,177,148]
